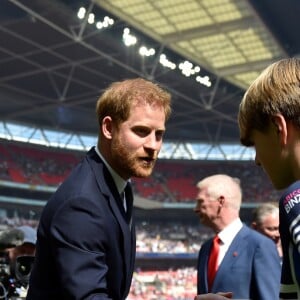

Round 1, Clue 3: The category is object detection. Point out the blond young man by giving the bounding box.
[238,57,300,299]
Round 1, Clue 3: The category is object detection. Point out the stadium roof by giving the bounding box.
[0,0,299,145]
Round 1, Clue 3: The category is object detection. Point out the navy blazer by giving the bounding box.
[197,225,281,300]
[27,148,136,300]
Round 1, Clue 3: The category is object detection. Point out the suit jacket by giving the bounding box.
[26,147,136,300]
[197,225,281,300]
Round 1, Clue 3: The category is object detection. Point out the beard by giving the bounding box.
[110,136,157,179]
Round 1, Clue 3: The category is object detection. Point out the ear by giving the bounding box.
[272,114,288,145]
[251,222,257,229]
[102,116,113,139]
[218,196,225,206]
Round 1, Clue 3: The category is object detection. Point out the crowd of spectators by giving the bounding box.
[0,215,39,232]
[135,221,209,254]
[0,215,248,300]
[0,141,282,299]
[0,216,209,254]
[0,216,200,300]
[0,140,281,203]
[0,141,82,185]
[133,160,281,203]
[128,268,197,300]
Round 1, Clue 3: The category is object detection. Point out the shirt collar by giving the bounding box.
[94,145,127,194]
[218,218,243,245]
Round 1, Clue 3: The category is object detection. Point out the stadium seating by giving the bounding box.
[0,140,281,203]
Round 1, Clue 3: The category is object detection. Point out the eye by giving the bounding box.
[155,130,165,140]
[133,127,150,137]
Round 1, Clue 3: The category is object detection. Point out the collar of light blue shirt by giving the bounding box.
[94,145,128,194]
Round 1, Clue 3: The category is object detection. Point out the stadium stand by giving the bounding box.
[0,139,283,299]
[128,268,197,300]
[0,140,281,203]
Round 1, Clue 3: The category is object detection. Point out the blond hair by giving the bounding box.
[238,58,300,146]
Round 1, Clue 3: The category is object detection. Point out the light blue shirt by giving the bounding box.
[94,145,128,210]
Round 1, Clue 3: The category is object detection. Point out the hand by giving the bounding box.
[194,292,233,300]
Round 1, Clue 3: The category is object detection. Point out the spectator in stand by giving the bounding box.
[26,78,171,300]
[194,174,281,300]
[238,57,300,299]
[251,202,282,259]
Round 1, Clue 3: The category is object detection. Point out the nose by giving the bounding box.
[194,202,200,213]
[145,132,161,150]
[254,153,261,166]
[274,229,280,237]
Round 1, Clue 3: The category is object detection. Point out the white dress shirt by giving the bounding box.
[217,218,243,267]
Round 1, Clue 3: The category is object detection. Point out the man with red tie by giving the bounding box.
[194,174,281,300]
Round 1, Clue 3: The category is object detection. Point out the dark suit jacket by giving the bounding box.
[27,148,136,300]
[197,224,281,300]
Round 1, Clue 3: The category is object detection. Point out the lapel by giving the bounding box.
[86,148,135,280]
[199,239,212,292]
[213,225,247,287]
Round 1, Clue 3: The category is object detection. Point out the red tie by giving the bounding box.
[207,235,220,291]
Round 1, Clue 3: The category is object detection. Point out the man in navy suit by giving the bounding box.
[26,78,171,300]
[194,174,281,300]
